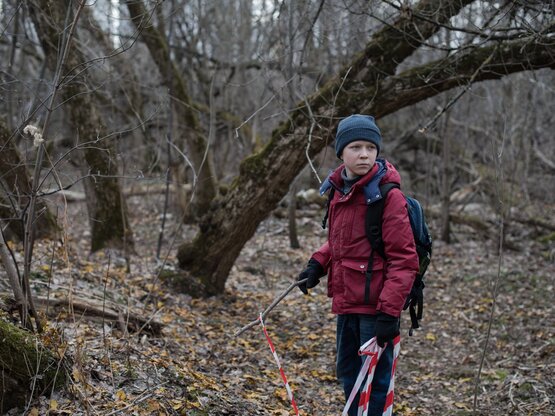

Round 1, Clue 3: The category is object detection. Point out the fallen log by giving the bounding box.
[42,183,193,202]
[35,296,164,336]
[0,318,68,413]
[512,216,555,232]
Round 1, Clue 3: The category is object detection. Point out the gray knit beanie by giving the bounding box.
[335,114,382,157]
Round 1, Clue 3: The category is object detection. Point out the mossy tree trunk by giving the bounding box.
[28,0,133,253]
[0,319,68,413]
[0,120,58,241]
[176,0,473,295]
[176,0,555,296]
[126,0,217,220]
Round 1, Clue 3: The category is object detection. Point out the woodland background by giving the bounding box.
[0,0,554,415]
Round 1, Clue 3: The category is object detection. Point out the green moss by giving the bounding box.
[516,381,534,399]
[484,369,509,382]
[218,184,229,196]
[0,319,66,386]
[0,319,68,410]
[538,232,555,244]
[237,117,305,180]
[239,152,266,178]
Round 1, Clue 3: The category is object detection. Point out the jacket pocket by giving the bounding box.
[342,258,384,306]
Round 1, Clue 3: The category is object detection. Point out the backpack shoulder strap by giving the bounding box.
[365,183,399,259]
[321,187,335,229]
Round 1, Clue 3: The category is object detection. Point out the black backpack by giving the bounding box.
[322,183,432,335]
[366,183,432,335]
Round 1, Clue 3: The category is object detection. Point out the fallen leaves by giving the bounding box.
[5,195,552,416]
[309,368,336,382]
[425,332,437,342]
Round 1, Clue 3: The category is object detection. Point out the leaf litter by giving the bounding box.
[2,194,553,415]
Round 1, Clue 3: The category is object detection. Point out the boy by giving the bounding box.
[298,114,419,415]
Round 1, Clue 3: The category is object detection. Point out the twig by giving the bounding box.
[0,226,26,319]
[419,48,496,134]
[167,138,197,202]
[530,340,553,357]
[156,0,176,260]
[102,253,112,344]
[45,239,56,316]
[299,93,322,184]
[22,0,86,333]
[234,278,308,337]
[103,382,168,416]
[234,94,276,138]
[508,373,519,409]
[472,116,507,413]
[134,306,164,338]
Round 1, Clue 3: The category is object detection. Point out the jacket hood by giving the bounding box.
[319,158,401,204]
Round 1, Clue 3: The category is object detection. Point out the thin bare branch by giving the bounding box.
[419,47,497,133]
[235,278,309,337]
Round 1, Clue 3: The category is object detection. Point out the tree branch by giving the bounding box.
[363,34,555,118]
[0,226,27,327]
[234,278,308,337]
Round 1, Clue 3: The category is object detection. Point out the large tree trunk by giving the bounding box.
[28,0,134,253]
[0,120,58,241]
[125,0,217,219]
[176,0,475,295]
[176,0,555,296]
[0,318,68,413]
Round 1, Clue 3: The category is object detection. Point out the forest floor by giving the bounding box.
[2,190,554,416]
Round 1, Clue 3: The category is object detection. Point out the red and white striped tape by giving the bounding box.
[382,336,400,416]
[259,313,300,416]
[341,335,401,416]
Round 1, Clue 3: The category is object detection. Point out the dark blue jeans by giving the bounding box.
[336,314,394,416]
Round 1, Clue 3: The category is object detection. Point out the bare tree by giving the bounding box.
[174,0,555,296]
[125,0,218,220]
[4,0,552,297]
[28,0,134,253]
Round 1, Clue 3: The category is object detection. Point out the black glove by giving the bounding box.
[375,313,400,347]
[297,259,325,295]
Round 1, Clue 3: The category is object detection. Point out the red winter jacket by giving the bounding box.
[312,159,418,317]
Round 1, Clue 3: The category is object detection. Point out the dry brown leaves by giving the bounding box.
[2,195,553,415]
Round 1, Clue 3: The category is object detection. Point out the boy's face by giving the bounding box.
[341,140,378,179]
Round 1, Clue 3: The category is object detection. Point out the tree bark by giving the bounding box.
[178,1,555,296]
[0,228,28,327]
[176,0,476,295]
[28,0,134,253]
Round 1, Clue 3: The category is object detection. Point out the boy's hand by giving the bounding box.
[375,313,400,347]
[297,259,325,295]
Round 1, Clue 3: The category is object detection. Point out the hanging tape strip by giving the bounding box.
[341,335,401,416]
[259,313,300,416]
[381,336,400,416]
